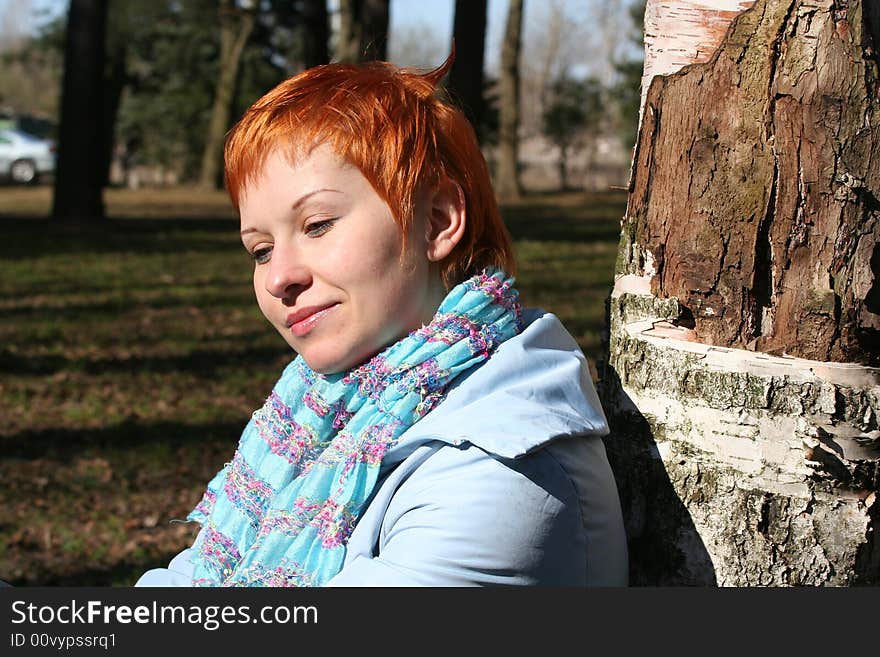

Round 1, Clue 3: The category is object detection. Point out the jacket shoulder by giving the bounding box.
[374,442,589,586]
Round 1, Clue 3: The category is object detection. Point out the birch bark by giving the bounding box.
[601,0,880,585]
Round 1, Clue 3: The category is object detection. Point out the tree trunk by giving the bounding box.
[198,0,254,190]
[600,0,880,585]
[558,144,569,191]
[337,0,358,63]
[301,0,329,69]
[496,0,524,202]
[336,0,389,63]
[100,38,126,187]
[359,0,389,61]
[52,0,107,222]
[448,0,487,140]
[639,0,757,123]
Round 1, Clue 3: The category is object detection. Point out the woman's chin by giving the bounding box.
[299,349,357,376]
[278,334,350,375]
[301,344,386,375]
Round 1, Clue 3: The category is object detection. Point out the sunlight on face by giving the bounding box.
[238,144,445,374]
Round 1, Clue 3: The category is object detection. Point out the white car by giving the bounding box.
[0,128,56,184]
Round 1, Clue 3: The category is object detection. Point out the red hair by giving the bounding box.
[224,53,515,287]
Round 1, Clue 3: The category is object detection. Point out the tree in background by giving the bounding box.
[51,0,106,222]
[15,0,330,188]
[202,0,330,188]
[99,1,169,186]
[519,1,618,138]
[0,4,62,120]
[114,0,312,186]
[6,1,644,193]
[523,0,572,133]
[447,0,487,141]
[101,10,128,187]
[541,75,602,190]
[250,0,330,76]
[118,2,221,183]
[300,0,329,69]
[496,0,524,201]
[199,0,256,190]
[336,0,390,63]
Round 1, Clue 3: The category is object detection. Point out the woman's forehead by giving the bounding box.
[243,146,353,197]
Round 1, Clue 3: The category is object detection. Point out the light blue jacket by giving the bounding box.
[136,309,628,587]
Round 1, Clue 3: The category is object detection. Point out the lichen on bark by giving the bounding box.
[602,312,880,584]
[602,0,880,587]
[623,0,880,364]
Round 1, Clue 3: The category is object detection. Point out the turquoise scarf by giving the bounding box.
[187,268,522,586]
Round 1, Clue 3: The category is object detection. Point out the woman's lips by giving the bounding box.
[286,303,339,337]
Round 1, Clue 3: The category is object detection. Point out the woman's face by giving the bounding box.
[239,144,445,374]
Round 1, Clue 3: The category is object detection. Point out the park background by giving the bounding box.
[0,0,644,585]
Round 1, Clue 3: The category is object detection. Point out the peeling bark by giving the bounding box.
[602,0,880,585]
[603,282,880,584]
[641,0,757,120]
[626,0,880,364]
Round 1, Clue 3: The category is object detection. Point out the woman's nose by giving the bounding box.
[264,243,311,300]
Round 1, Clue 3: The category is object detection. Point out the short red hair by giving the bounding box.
[224,53,515,287]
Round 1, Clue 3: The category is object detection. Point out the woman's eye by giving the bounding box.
[252,246,272,264]
[304,218,337,237]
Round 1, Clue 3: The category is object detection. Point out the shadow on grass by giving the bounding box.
[0,342,290,376]
[2,288,256,320]
[502,192,626,243]
[10,552,190,587]
[0,216,242,260]
[1,419,248,460]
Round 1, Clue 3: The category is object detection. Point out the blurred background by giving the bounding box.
[0,0,644,584]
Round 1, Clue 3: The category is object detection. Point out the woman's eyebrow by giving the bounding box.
[291,188,342,211]
[240,188,343,236]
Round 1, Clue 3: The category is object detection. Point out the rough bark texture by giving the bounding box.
[603,276,880,585]
[601,0,880,586]
[449,0,488,141]
[52,0,107,222]
[623,0,880,364]
[496,0,524,201]
[199,0,254,190]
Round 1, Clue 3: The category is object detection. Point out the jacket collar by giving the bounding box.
[387,308,609,461]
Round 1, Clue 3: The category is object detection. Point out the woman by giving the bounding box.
[136,54,628,587]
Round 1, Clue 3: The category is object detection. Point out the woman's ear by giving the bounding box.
[424,177,466,262]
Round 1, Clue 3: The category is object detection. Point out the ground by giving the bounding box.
[0,185,624,585]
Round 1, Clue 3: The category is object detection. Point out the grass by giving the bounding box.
[0,184,625,585]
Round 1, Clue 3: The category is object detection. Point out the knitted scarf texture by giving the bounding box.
[187,268,522,586]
